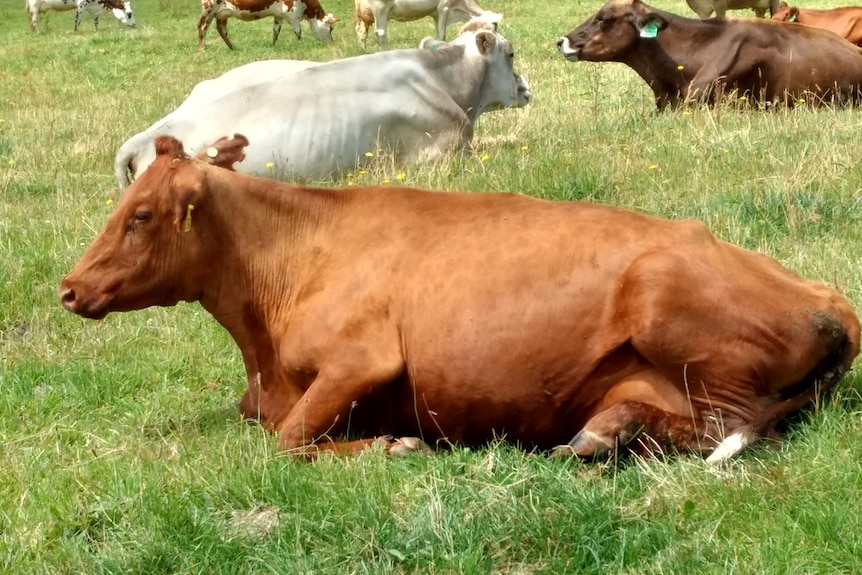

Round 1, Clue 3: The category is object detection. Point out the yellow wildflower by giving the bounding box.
[364,151,374,158]
[396,172,406,181]
[265,161,275,169]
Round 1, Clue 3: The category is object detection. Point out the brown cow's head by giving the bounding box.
[770,2,798,22]
[59,135,247,320]
[557,0,668,62]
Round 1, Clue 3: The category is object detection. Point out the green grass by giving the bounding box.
[4,0,862,572]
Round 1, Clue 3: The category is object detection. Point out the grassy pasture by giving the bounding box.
[3,0,862,572]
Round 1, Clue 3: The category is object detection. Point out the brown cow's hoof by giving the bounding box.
[552,430,615,458]
[387,436,433,457]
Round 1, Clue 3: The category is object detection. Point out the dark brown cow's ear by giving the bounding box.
[196,134,249,171]
[154,136,188,159]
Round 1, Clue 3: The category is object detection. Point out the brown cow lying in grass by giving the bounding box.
[772,2,862,47]
[60,135,860,463]
[558,0,862,109]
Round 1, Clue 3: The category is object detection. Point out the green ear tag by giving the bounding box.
[640,21,659,38]
[789,13,797,22]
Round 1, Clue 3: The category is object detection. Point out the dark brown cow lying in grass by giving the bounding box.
[59,135,861,463]
[557,0,862,109]
[772,2,862,47]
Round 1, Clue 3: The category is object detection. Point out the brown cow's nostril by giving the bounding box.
[59,286,76,308]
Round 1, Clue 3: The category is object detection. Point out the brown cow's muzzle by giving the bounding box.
[58,280,111,320]
[557,36,581,61]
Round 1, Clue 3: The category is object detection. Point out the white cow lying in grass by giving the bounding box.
[355,0,501,49]
[27,0,135,32]
[114,23,530,187]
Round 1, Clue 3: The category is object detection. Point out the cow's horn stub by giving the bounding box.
[154,135,188,159]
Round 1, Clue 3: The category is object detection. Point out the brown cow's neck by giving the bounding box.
[195,168,344,374]
[622,15,727,105]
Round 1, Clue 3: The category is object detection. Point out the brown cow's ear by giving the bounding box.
[155,136,188,160]
[475,30,498,56]
[196,134,249,171]
[635,14,668,38]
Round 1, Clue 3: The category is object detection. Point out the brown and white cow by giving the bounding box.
[557,0,862,110]
[198,0,338,50]
[772,2,862,47]
[61,134,860,463]
[354,0,501,49]
[685,0,777,19]
[27,0,135,32]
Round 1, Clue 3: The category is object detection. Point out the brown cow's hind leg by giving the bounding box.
[554,400,709,459]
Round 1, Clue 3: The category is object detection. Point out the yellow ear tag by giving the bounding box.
[184,204,195,232]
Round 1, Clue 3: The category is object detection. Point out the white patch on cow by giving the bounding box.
[557,36,579,59]
[705,430,751,465]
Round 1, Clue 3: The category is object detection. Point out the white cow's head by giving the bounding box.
[111,1,136,27]
[309,12,339,42]
[422,24,530,116]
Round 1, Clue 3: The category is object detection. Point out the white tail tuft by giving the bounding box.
[706,429,755,465]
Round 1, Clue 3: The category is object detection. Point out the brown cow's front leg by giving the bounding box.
[553,400,710,458]
[216,18,235,50]
[276,350,407,456]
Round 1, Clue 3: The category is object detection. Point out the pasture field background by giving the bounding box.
[3,0,862,572]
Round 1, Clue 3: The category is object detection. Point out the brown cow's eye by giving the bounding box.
[134,211,152,223]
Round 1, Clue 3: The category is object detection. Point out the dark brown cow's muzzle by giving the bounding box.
[557,36,581,61]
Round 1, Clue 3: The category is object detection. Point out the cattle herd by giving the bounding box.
[27,0,862,463]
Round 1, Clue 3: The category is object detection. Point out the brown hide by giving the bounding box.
[558,0,862,109]
[772,3,862,47]
[60,136,861,460]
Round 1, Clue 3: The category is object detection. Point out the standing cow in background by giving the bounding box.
[26,0,135,32]
[557,0,862,109]
[116,24,530,187]
[198,0,338,50]
[62,134,860,462]
[685,0,778,18]
[772,3,862,47]
[354,0,501,49]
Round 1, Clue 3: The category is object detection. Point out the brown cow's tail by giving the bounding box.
[707,310,858,464]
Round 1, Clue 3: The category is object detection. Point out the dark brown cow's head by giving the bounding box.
[770,2,799,22]
[556,0,669,62]
[59,135,248,320]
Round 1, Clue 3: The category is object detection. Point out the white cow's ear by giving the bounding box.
[475,30,498,56]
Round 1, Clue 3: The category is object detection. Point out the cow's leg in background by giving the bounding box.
[215,17,236,49]
[27,0,40,32]
[197,0,220,49]
[371,4,391,49]
[74,2,98,31]
[272,17,284,43]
